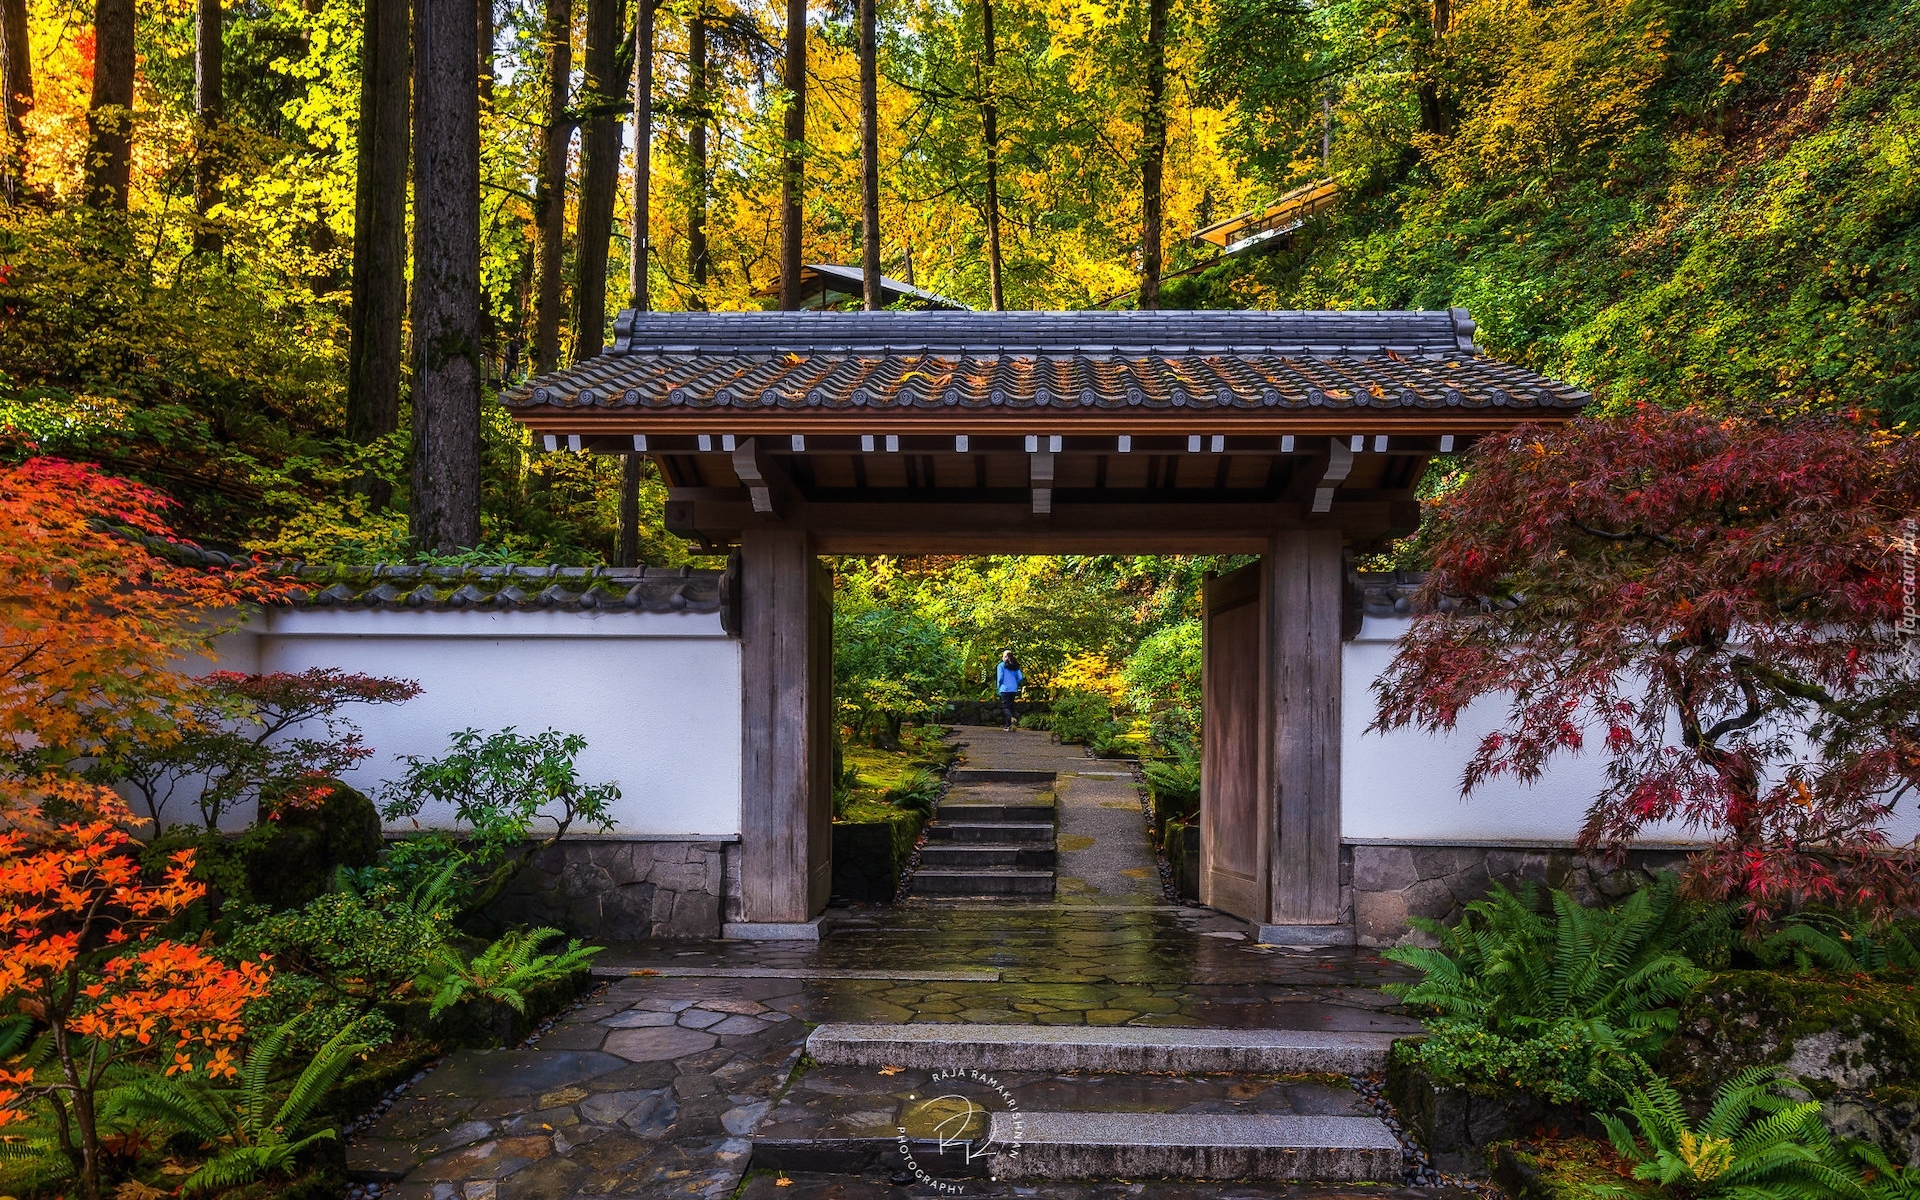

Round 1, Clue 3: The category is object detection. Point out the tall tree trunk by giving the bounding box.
[777,0,805,308]
[346,0,409,452]
[476,0,495,386]
[616,453,641,564]
[531,0,573,373]
[686,7,707,306]
[979,0,1002,310]
[192,0,223,251]
[628,0,651,309]
[410,0,483,553]
[571,0,621,359]
[1415,0,1451,136]
[2,0,34,203]
[858,0,879,309]
[478,0,494,98]
[1137,0,1166,309]
[84,0,135,210]
[619,0,652,563]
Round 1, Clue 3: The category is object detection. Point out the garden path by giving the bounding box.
[348,733,1425,1199]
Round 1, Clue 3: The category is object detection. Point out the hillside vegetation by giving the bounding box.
[1172,0,1920,425]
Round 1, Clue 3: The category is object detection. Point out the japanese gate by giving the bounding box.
[505,309,1586,941]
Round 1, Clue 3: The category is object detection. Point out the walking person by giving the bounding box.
[996,649,1024,731]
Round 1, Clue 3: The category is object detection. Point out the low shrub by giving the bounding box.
[1143,742,1200,826]
[1051,690,1119,746]
[1386,877,1706,1106]
[882,767,944,817]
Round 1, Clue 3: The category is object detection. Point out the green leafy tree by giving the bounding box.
[380,728,620,909]
[834,600,960,748]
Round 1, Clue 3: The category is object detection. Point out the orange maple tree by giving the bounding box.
[0,456,289,827]
[0,458,286,1197]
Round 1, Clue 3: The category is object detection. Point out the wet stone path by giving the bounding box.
[352,730,1426,1199]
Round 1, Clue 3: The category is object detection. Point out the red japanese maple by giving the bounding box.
[1372,408,1920,919]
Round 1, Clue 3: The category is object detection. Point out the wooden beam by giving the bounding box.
[1266,529,1343,927]
[664,493,1410,549]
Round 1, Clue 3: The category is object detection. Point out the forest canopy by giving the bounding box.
[0,0,1914,556]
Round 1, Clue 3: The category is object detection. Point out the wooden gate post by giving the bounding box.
[736,528,834,933]
[1263,529,1348,942]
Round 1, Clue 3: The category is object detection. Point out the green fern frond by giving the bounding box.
[274,1022,371,1133]
[113,1072,234,1143]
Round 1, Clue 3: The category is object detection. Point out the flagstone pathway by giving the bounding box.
[348,730,1431,1200]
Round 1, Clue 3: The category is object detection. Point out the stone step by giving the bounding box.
[925,821,1054,844]
[936,801,1055,823]
[806,1024,1399,1074]
[910,867,1056,897]
[986,1111,1402,1182]
[948,768,1057,785]
[917,842,1057,869]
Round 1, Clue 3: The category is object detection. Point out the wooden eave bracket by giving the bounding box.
[730,437,794,516]
[1310,437,1354,514]
[1030,450,1055,515]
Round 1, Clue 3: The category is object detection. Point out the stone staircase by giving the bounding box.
[750,1021,1407,1186]
[910,768,1058,899]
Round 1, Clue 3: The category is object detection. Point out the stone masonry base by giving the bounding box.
[488,838,733,939]
[1347,842,1693,948]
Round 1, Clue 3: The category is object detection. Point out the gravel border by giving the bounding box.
[1349,1073,1500,1193]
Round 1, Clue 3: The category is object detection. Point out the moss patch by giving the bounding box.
[1494,1138,1653,1200]
[1659,969,1920,1163]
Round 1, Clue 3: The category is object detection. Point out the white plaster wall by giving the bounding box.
[217,608,742,838]
[1341,615,1920,848]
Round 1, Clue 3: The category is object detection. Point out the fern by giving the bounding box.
[417,926,603,1019]
[1599,1067,1866,1200]
[1855,1142,1920,1200]
[1758,912,1920,974]
[1385,877,1707,1104]
[114,1020,370,1195]
[881,767,943,817]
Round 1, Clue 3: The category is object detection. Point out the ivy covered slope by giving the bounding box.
[1179,0,1920,424]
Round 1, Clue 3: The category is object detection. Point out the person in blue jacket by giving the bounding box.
[996,650,1024,731]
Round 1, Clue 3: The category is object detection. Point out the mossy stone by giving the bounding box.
[243,780,383,911]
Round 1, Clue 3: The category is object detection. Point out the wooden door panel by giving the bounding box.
[1201,563,1268,922]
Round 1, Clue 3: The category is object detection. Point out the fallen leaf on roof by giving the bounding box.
[878,1065,904,1076]
[783,353,805,364]
[1369,384,1387,398]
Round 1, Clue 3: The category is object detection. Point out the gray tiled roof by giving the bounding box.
[503,309,1591,416]
[290,564,726,613]
[114,525,726,612]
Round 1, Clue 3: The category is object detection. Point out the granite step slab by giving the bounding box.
[936,801,1056,823]
[948,768,1058,785]
[986,1111,1402,1181]
[910,867,1056,897]
[916,842,1057,869]
[806,1023,1399,1074]
[925,821,1055,844]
